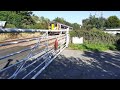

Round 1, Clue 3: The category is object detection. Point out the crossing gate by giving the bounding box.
[0,28,69,79]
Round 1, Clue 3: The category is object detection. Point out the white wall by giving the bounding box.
[72,37,83,44]
[104,31,120,35]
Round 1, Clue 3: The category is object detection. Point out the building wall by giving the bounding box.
[104,31,120,35]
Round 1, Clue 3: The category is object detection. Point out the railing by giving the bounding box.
[0,28,69,79]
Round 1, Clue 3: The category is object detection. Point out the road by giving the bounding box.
[36,49,120,79]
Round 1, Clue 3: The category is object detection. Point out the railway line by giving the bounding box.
[0,33,66,79]
[0,25,69,79]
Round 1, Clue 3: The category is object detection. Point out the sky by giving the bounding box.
[33,11,120,25]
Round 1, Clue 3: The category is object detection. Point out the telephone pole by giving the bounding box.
[100,11,104,29]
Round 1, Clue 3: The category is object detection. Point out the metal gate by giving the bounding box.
[0,28,69,79]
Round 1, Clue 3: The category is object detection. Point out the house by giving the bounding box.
[104,28,120,35]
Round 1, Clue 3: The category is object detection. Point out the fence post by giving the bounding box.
[46,30,49,52]
[66,28,69,48]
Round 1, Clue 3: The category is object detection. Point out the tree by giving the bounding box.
[0,11,35,28]
[5,24,16,28]
[82,14,106,30]
[32,16,40,23]
[0,11,22,28]
[39,16,50,29]
[104,16,120,28]
[16,11,35,28]
[53,17,80,30]
[53,17,73,26]
[53,17,65,24]
[72,23,80,30]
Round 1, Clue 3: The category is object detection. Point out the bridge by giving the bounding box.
[0,28,69,79]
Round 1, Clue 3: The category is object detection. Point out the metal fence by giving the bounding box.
[0,28,69,79]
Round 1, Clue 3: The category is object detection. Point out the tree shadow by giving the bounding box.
[115,38,120,50]
[82,44,99,52]
[37,51,120,79]
[0,50,120,79]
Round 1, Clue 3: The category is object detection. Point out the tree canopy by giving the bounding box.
[0,11,120,30]
[0,11,36,28]
[104,16,120,28]
[82,14,106,30]
[53,17,80,30]
[82,14,120,30]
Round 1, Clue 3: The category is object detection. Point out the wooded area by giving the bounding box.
[82,14,120,30]
[1,11,120,30]
[0,11,80,30]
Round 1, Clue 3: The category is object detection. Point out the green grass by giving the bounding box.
[69,43,117,52]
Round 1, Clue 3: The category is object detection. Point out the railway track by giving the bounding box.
[0,28,69,79]
[0,34,66,70]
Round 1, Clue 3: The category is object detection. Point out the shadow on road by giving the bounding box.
[0,50,120,79]
[115,38,120,50]
[38,51,120,79]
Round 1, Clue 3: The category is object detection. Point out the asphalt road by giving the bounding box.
[36,49,120,79]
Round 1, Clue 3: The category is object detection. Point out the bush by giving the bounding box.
[70,29,118,45]
[5,24,16,28]
[69,29,120,51]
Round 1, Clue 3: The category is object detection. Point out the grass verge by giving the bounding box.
[69,43,117,52]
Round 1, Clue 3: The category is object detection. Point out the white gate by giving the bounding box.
[0,28,69,79]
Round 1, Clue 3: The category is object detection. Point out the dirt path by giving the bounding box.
[37,49,120,79]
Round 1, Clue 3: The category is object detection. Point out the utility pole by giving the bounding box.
[101,11,104,29]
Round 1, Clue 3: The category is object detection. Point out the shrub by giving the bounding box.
[69,29,120,51]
